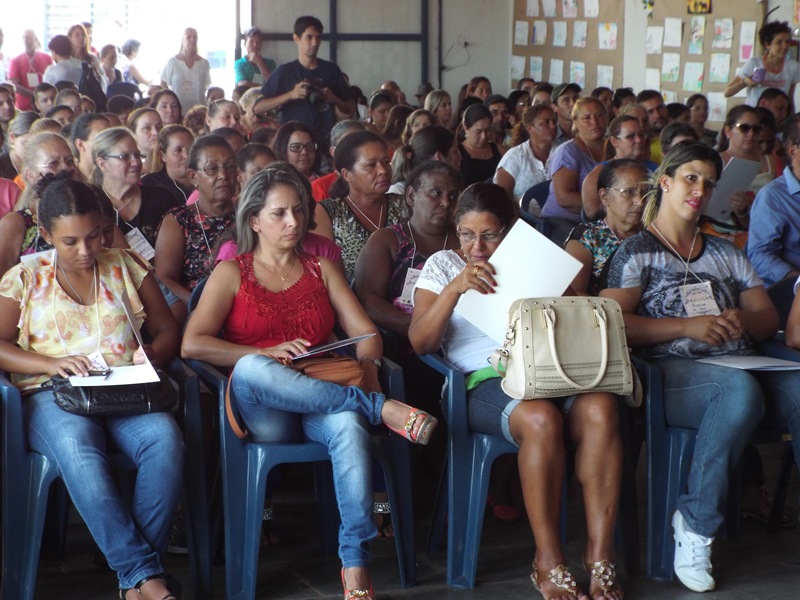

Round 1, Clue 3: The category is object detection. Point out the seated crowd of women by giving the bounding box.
[2,59,800,600]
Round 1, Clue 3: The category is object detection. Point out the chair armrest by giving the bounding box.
[379,356,404,401]
[418,353,469,436]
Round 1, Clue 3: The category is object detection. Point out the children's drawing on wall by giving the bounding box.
[739,21,756,62]
[687,0,711,14]
[683,61,705,92]
[598,22,618,50]
[712,18,733,49]
[515,21,530,46]
[562,0,578,19]
[663,17,683,47]
[553,21,568,47]
[573,21,587,48]
[688,16,705,55]
[542,0,557,18]
[530,56,544,82]
[569,60,586,87]
[647,26,664,54]
[511,56,526,80]
[585,0,600,19]
[709,53,730,83]
[549,58,564,84]
[662,52,680,82]
[707,92,727,122]
[533,20,548,45]
[597,64,614,89]
[526,0,539,17]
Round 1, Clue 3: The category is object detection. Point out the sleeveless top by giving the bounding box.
[387,223,429,314]
[165,204,235,291]
[458,142,502,186]
[222,253,335,349]
[19,209,53,256]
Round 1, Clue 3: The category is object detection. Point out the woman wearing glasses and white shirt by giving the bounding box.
[409,183,624,600]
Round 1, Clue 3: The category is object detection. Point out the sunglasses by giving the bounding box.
[734,123,764,135]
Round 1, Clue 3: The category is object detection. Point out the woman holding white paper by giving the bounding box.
[602,141,800,592]
[181,162,436,599]
[0,179,183,600]
[409,182,624,600]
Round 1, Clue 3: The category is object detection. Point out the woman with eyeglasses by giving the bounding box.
[0,132,83,275]
[315,130,410,283]
[127,107,163,175]
[273,120,318,182]
[155,134,236,303]
[92,127,181,255]
[582,115,658,220]
[713,105,777,236]
[566,159,648,296]
[409,182,624,600]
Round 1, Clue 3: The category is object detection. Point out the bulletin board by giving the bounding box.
[511,0,625,92]
[646,0,766,126]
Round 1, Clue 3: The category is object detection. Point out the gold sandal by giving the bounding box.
[585,559,619,597]
[531,561,579,600]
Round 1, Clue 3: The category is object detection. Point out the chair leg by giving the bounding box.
[767,442,796,533]
[426,460,447,554]
[314,461,340,555]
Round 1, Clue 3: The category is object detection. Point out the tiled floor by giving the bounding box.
[32,444,800,600]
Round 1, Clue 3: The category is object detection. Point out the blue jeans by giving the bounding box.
[25,390,183,589]
[656,358,764,538]
[230,354,379,567]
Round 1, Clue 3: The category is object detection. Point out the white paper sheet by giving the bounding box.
[645,68,661,90]
[530,56,544,81]
[712,18,734,49]
[646,26,664,55]
[683,61,705,93]
[597,65,614,89]
[291,333,376,360]
[514,20,530,46]
[453,221,582,345]
[709,53,731,84]
[553,21,567,47]
[696,356,800,371]
[707,92,727,122]
[562,0,578,18]
[573,21,587,48]
[511,55,526,80]
[597,23,617,50]
[527,0,539,17]
[740,21,757,62]
[542,0,557,18]
[688,16,706,55]
[549,58,564,84]
[703,157,762,222]
[533,20,548,45]
[570,61,585,87]
[69,363,161,387]
[584,0,599,18]
[663,17,683,47]
[662,53,681,83]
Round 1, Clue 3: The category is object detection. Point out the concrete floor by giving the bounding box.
[32,444,800,600]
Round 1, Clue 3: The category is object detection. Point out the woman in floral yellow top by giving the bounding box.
[0,179,183,600]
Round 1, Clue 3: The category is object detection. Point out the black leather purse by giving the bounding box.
[45,369,178,417]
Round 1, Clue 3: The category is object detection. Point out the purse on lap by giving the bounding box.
[489,297,635,401]
[46,370,178,417]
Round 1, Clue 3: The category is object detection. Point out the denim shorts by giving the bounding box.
[467,377,573,445]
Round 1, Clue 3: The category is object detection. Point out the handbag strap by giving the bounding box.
[489,318,518,375]
[544,305,609,389]
[225,376,249,440]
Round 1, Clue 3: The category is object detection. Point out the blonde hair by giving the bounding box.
[570,97,606,136]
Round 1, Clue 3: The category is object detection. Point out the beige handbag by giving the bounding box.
[489,297,636,400]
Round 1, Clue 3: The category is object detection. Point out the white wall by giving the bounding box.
[251,0,511,102]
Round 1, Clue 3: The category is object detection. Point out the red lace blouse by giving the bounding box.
[222,253,335,349]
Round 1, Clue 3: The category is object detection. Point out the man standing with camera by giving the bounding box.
[255,16,354,153]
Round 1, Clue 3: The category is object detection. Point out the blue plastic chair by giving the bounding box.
[638,340,797,581]
[185,356,416,599]
[1,359,214,600]
[419,353,640,588]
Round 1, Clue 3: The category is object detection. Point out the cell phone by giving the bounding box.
[87,368,112,377]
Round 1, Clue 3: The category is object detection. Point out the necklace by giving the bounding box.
[347,195,384,231]
[194,202,214,257]
[407,222,449,263]
[577,136,602,162]
[254,254,296,283]
[103,186,137,225]
[58,263,95,305]
[602,219,621,243]
[52,251,102,358]
[651,223,701,285]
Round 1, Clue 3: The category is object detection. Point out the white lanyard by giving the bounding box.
[651,224,702,286]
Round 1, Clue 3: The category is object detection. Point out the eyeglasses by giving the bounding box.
[199,163,238,177]
[734,123,764,135]
[605,185,650,199]
[34,157,77,171]
[287,142,317,153]
[104,152,144,163]
[456,227,506,244]
[615,132,646,141]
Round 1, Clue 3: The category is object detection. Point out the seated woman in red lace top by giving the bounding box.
[181,162,436,599]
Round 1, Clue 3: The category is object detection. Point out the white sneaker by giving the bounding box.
[672,510,715,592]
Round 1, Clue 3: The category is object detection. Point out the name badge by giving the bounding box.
[397,267,422,307]
[125,228,155,261]
[86,350,109,371]
[27,72,39,87]
[680,281,720,317]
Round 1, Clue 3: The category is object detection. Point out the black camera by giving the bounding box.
[305,78,328,112]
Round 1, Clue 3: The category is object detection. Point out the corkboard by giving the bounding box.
[511,0,625,92]
[647,0,766,125]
